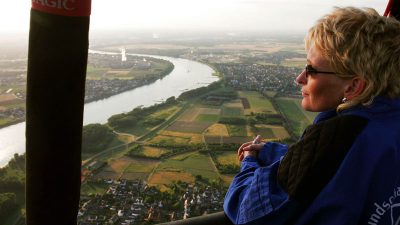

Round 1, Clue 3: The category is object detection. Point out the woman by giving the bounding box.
[224,7,400,225]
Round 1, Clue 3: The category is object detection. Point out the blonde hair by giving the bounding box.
[305,7,400,111]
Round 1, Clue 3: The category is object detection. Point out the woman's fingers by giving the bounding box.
[253,135,261,144]
[237,141,265,161]
[237,136,264,161]
[237,142,252,161]
[243,143,264,152]
[238,153,244,161]
[237,142,252,155]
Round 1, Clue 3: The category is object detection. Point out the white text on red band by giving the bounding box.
[32,0,75,11]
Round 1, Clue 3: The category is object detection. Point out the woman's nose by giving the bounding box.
[295,70,307,85]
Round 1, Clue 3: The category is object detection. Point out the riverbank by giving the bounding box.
[0,54,175,130]
[0,118,24,129]
[84,64,174,103]
[0,52,218,167]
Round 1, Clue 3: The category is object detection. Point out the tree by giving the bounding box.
[0,193,18,220]
[144,117,165,126]
[108,113,126,127]
[0,153,26,193]
[165,96,177,105]
[82,124,115,153]
[219,116,247,125]
[7,154,26,171]
[195,175,204,183]
[108,114,138,128]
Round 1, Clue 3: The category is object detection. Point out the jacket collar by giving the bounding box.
[313,109,337,124]
[340,96,400,119]
[313,96,400,123]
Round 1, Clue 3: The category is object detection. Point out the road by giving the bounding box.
[82,102,190,168]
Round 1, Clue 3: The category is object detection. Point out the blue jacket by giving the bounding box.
[224,97,400,225]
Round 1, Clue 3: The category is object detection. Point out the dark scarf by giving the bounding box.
[277,115,368,204]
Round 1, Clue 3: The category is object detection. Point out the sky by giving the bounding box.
[0,0,388,34]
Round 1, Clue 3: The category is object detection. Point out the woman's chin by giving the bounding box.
[301,99,311,111]
[301,102,318,112]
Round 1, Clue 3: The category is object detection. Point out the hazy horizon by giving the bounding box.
[1,0,387,34]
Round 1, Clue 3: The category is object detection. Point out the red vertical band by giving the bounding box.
[32,0,91,17]
[384,0,393,16]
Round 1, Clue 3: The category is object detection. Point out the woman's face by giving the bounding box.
[295,45,349,112]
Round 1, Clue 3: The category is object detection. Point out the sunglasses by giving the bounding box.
[304,64,336,77]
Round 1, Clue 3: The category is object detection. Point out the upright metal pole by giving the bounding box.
[26,1,91,225]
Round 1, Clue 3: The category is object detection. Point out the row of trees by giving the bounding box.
[219,114,284,126]
[0,154,26,223]
[177,81,223,101]
[127,143,206,159]
[0,154,25,193]
[207,145,241,174]
[0,193,19,221]
[248,112,283,125]
[82,124,118,153]
[207,143,240,152]
[108,96,177,130]
[205,88,238,99]
[218,116,247,125]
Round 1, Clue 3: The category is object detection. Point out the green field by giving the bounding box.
[239,91,277,114]
[223,99,244,109]
[132,146,171,158]
[195,114,220,122]
[226,124,247,136]
[114,126,151,137]
[221,106,243,116]
[170,151,197,160]
[86,65,108,79]
[270,126,290,140]
[128,59,172,78]
[252,127,276,139]
[165,121,211,133]
[81,180,109,195]
[148,171,195,191]
[124,159,158,173]
[86,57,173,80]
[275,98,315,137]
[214,152,240,166]
[93,156,158,181]
[291,99,318,123]
[263,91,277,98]
[81,137,125,161]
[156,152,219,181]
[149,134,191,145]
[115,105,181,136]
[151,105,180,120]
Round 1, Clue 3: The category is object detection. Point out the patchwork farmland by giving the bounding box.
[275,97,317,137]
[239,91,277,114]
[90,90,316,191]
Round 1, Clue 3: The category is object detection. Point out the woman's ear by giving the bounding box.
[344,76,366,100]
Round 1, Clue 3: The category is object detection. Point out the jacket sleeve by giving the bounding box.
[257,142,288,166]
[223,143,297,225]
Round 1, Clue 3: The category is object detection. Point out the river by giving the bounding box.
[0,52,219,167]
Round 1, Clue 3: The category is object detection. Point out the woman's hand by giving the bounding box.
[237,135,264,161]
